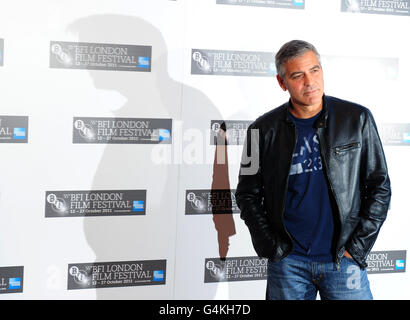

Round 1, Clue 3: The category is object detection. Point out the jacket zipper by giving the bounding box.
[316,129,344,271]
[280,122,297,258]
[334,142,360,155]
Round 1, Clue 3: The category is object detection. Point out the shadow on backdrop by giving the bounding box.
[68,14,236,299]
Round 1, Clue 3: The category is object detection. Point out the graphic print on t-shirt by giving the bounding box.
[289,133,322,176]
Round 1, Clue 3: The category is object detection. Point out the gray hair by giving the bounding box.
[275,40,321,78]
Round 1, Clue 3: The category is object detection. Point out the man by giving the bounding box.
[235,40,391,300]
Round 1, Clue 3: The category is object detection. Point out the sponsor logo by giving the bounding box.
[73,117,172,144]
[45,190,147,217]
[158,128,171,142]
[204,256,267,283]
[191,49,275,77]
[185,189,240,215]
[137,56,150,69]
[13,128,26,140]
[402,132,410,143]
[50,41,152,72]
[153,270,165,282]
[366,250,406,274]
[132,200,145,212]
[0,116,29,143]
[8,278,21,290]
[396,260,405,270]
[67,260,166,289]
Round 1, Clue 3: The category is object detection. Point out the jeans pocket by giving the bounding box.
[343,255,359,267]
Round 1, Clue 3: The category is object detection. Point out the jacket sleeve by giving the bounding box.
[235,124,275,258]
[345,109,391,268]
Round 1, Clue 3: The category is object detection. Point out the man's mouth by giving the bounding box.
[304,89,319,95]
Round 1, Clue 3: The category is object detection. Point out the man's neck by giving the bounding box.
[289,99,323,119]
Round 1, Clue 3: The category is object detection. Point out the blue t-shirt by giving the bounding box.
[284,111,335,262]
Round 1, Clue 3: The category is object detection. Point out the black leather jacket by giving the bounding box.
[235,95,391,269]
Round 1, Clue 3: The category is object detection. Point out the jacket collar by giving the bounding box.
[284,94,329,128]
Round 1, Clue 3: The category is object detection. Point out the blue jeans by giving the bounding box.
[266,255,373,300]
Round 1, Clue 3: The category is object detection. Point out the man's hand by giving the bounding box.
[344,250,353,259]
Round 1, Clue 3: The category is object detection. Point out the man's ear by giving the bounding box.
[276,74,287,91]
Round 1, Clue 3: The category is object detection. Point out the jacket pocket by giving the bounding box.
[333,142,361,155]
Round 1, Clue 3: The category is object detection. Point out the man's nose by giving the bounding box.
[304,73,314,86]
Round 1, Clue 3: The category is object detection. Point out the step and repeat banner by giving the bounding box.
[0,0,409,300]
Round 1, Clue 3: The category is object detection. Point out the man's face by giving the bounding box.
[276,50,324,109]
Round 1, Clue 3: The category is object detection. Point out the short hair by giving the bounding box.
[275,40,321,78]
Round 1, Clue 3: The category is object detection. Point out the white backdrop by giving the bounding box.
[0,0,408,299]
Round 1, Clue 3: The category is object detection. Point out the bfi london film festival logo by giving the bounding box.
[210,120,252,146]
[341,0,410,16]
[191,49,276,77]
[0,38,3,66]
[45,190,146,217]
[379,123,410,146]
[204,256,267,283]
[185,189,240,215]
[50,41,151,72]
[0,116,28,143]
[67,260,166,290]
[72,117,172,144]
[216,0,305,9]
[0,266,24,294]
[366,250,406,274]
